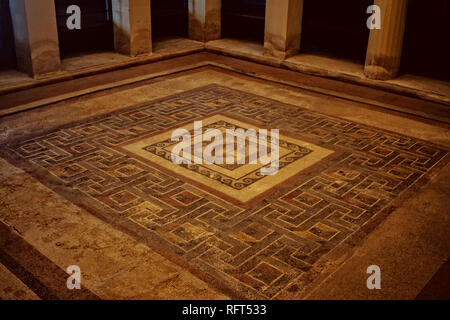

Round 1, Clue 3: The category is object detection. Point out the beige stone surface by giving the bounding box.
[62,52,132,72]
[0,263,40,300]
[206,39,282,67]
[0,69,30,87]
[153,38,204,56]
[58,39,204,73]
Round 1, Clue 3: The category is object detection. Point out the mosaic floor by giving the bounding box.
[1,83,448,299]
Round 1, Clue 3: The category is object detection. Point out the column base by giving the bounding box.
[264,33,300,60]
[364,64,399,81]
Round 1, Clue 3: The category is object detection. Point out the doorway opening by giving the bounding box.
[222,0,266,43]
[301,0,372,64]
[401,0,450,81]
[151,0,189,42]
[0,0,17,71]
[55,0,114,58]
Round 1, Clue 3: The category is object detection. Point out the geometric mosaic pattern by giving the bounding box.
[2,84,448,299]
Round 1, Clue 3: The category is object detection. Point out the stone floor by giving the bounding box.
[0,38,204,96]
[0,55,449,300]
[207,38,450,105]
[61,38,205,73]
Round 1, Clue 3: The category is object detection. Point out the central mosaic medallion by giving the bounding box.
[118,114,334,205]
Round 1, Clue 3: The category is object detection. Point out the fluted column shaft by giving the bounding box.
[264,0,303,59]
[365,0,409,80]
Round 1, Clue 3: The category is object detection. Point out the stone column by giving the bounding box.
[364,0,409,80]
[9,0,61,77]
[112,0,152,56]
[188,0,221,42]
[264,0,304,59]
